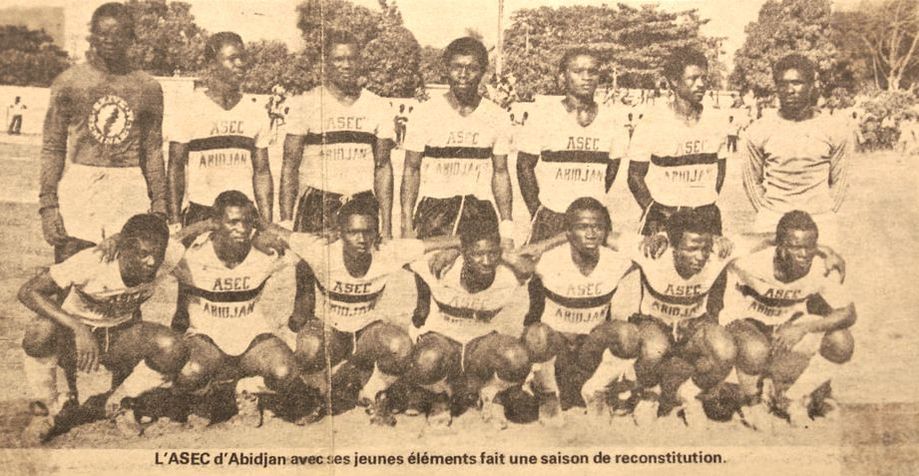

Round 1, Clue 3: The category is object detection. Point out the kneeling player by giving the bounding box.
[261,196,460,425]
[404,215,532,429]
[522,197,656,424]
[722,211,854,428]
[18,214,196,444]
[171,191,303,427]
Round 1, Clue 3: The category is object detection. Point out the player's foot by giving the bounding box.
[739,401,775,432]
[365,392,397,427]
[785,396,813,428]
[295,403,327,426]
[232,391,262,428]
[811,396,839,423]
[21,401,55,447]
[631,399,659,427]
[426,394,452,428]
[109,397,144,437]
[479,393,509,430]
[185,414,210,429]
[538,393,563,427]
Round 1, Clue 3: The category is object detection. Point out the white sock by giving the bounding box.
[106,362,167,410]
[236,376,270,395]
[23,353,59,413]
[359,363,399,401]
[582,349,635,401]
[530,356,559,396]
[480,373,515,403]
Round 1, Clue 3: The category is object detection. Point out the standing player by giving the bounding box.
[280,30,396,320]
[742,55,850,245]
[722,211,854,428]
[170,191,303,427]
[260,196,460,425]
[522,198,663,423]
[405,214,533,429]
[40,2,167,263]
[17,214,206,445]
[517,49,623,244]
[401,37,514,244]
[627,47,727,236]
[167,32,273,229]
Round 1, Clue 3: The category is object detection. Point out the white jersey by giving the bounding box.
[288,234,426,332]
[723,247,848,326]
[404,92,510,201]
[411,256,523,344]
[287,87,394,195]
[626,105,728,207]
[49,241,185,328]
[634,250,729,325]
[170,92,271,207]
[533,243,633,334]
[517,101,624,213]
[172,235,291,355]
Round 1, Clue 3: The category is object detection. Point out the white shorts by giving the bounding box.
[753,208,840,247]
[188,316,274,357]
[57,163,151,243]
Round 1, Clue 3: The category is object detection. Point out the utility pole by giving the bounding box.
[496,0,504,76]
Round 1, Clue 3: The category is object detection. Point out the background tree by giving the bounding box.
[501,3,724,98]
[125,0,208,76]
[833,0,918,91]
[419,45,445,84]
[0,25,70,86]
[732,0,849,98]
[241,40,312,94]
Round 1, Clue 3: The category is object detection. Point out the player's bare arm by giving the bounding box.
[279,133,305,224]
[741,138,767,212]
[627,161,653,210]
[374,137,395,239]
[18,272,99,373]
[140,84,168,217]
[516,151,541,217]
[166,141,189,224]
[38,81,69,246]
[605,157,621,192]
[252,147,273,222]
[775,303,857,353]
[400,150,423,238]
[715,157,727,194]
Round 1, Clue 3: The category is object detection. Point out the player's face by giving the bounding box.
[119,238,166,285]
[327,43,360,90]
[215,43,246,86]
[446,54,485,96]
[341,215,378,258]
[673,232,712,276]
[463,238,502,279]
[567,209,609,254]
[90,16,132,63]
[673,64,708,105]
[563,55,599,99]
[217,206,254,247]
[776,228,818,278]
[776,68,813,115]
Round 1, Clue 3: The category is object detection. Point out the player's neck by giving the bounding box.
[343,251,372,278]
[562,95,598,127]
[325,82,361,104]
[460,266,495,293]
[213,239,251,269]
[671,96,703,123]
[778,106,815,122]
[203,76,242,110]
[446,90,482,115]
[569,245,599,276]
[86,49,130,75]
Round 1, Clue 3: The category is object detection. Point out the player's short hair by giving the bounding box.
[443,37,489,70]
[91,2,135,39]
[120,213,168,249]
[213,190,260,224]
[772,54,816,84]
[205,31,244,63]
[565,197,612,231]
[337,194,380,230]
[662,47,708,81]
[665,209,712,247]
[558,47,599,74]
[775,210,819,244]
[458,200,499,249]
[323,30,360,57]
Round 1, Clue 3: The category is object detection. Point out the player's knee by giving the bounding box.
[266,359,300,390]
[736,335,770,375]
[147,329,189,374]
[495,342,531,384]
[522,323,557,363]
[22,320,57,358]
[295,326,326,372]
[820,329,854,364]
[703,325,737,366]
[177,358,216,390]
[639,323,670,365]
[373,325,413,374]
[602,321,641,359]
[409,343,448,385]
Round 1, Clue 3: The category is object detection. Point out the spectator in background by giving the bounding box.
[7,96,26,135]
[727,115,740,153]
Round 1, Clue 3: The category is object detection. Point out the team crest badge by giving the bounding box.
[88,94,135,145]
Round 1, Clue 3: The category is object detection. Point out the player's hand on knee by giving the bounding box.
[95,233,121,262]
[40,208,68,246]
[74,325,100,373]
[819,247,846,283]
[252,230,286,256]
[641,232,669,259]
[773,323,807,354]
[713,236,734,260]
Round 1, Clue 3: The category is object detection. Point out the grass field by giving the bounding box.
[0,137,917,473]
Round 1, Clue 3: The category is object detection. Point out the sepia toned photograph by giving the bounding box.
[0,0,917,474]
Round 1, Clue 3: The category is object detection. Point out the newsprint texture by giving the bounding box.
[0,0,917,474]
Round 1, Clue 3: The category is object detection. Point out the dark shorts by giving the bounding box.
[640,202,722,236]
[414,195,497,239]
[526,206,567,245]
[294,186,374,233]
